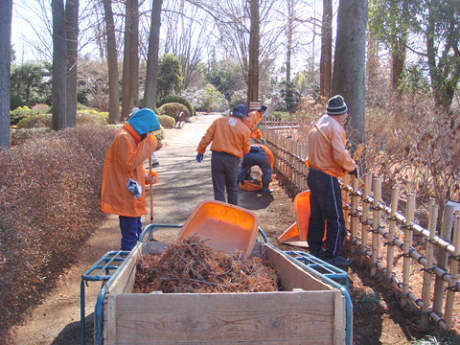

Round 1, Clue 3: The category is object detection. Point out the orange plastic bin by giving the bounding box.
[176,200,259,258]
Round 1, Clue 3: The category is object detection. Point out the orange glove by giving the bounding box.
[145,171,158,185]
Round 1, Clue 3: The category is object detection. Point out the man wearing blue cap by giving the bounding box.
[101,108,160,251]
[196,104,251,205]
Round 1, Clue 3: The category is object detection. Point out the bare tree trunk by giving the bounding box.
[144,0,163,110]
[122,0,139,119]
[103,0,120,124]
[247,0,260,108]
[332,0,367,149]
[366,35,381,106]
[286,0,293,86]
[320,0,332,101]
[65,0,78,128]
[0,0,13,150]
[129,0,139,110]
[52,0,67,130]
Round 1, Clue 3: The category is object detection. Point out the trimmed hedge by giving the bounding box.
[157,95,195,116]
[158,115,176,129]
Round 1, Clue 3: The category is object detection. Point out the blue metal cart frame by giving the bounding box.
[80,224,352,345]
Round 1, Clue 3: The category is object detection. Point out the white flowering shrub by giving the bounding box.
[182,85,228,113]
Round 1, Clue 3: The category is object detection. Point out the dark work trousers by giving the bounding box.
[119,216,143,251]
[211,151,241,205]
[237,150,272,183]
[307,168,346,258]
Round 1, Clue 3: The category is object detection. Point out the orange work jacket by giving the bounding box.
[307,114,356,178]
[244,110,263,139]
[101,123,157,217]
[197,116,251,158]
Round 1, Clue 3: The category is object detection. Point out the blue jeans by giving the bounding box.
[119,216,143,251]
[237,150,272,183]
[307,168,346,258]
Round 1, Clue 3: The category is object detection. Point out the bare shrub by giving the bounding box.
[0,125,118,339]
[363,91,460,210]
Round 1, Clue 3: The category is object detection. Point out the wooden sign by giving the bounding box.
[249,101,261,110]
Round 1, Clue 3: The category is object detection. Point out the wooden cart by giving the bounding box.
[100,240,350,345]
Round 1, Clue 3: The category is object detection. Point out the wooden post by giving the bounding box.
[351,175,359,251]
[371,177,382,276]
[386,185,400,282]
[360,173,372,263]
[444,211,460,328]
[432,204,454,314]
[401,193,415,307]
[421,203,438,326]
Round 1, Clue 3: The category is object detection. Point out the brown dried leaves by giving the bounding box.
[132,236,279,294]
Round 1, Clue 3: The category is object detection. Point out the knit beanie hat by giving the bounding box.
[326,95,348,115]
[128,108,160,135]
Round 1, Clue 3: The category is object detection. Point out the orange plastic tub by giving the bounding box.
[238,180,263,192]
[176,200,259,258]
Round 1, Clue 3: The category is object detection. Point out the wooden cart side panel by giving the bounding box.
[103,294,117,344]
[114,291,337,345]
[333,290,346,345]
[264,245,333,291]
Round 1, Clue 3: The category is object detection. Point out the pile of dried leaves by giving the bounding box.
[133,236,279,293]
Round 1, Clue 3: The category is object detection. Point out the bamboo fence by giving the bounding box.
[261,124,460,331]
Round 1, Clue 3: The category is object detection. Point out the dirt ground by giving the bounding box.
[7,114,454,344]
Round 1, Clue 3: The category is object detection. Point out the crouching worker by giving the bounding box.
[101,108,160,251]
[237,144,273,194]
[196,104,251,205]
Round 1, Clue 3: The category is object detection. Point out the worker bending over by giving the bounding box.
[196,104,251,205]
[101,108,160,251]
[307,95,357,267]
[244,105,267,142]
[237,144,273,194]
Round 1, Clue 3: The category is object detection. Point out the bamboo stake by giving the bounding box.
[444,211,460,328]
[386,185,400,282]
[351,175,360,251]
[421,203,438,325]
[401,193,416,307]
[343,174,350,225]
[427,198,435,238]
[360,173,372,264]
[433,204,455,313]
[371,177,382,276]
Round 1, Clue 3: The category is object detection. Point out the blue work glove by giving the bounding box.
[261,138,266,144]
[196,153,204,163]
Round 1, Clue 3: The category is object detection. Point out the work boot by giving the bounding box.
[325,254,353,267]
[262,180,272,194]
[310,248,326,260]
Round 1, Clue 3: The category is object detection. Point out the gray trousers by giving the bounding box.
[211,151,240,205]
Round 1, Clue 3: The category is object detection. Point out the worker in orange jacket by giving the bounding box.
[101,108,160,251]
[237,144,273,194]
[196,104,251,205]
[307,95,356,267]
[244,105,267,141]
